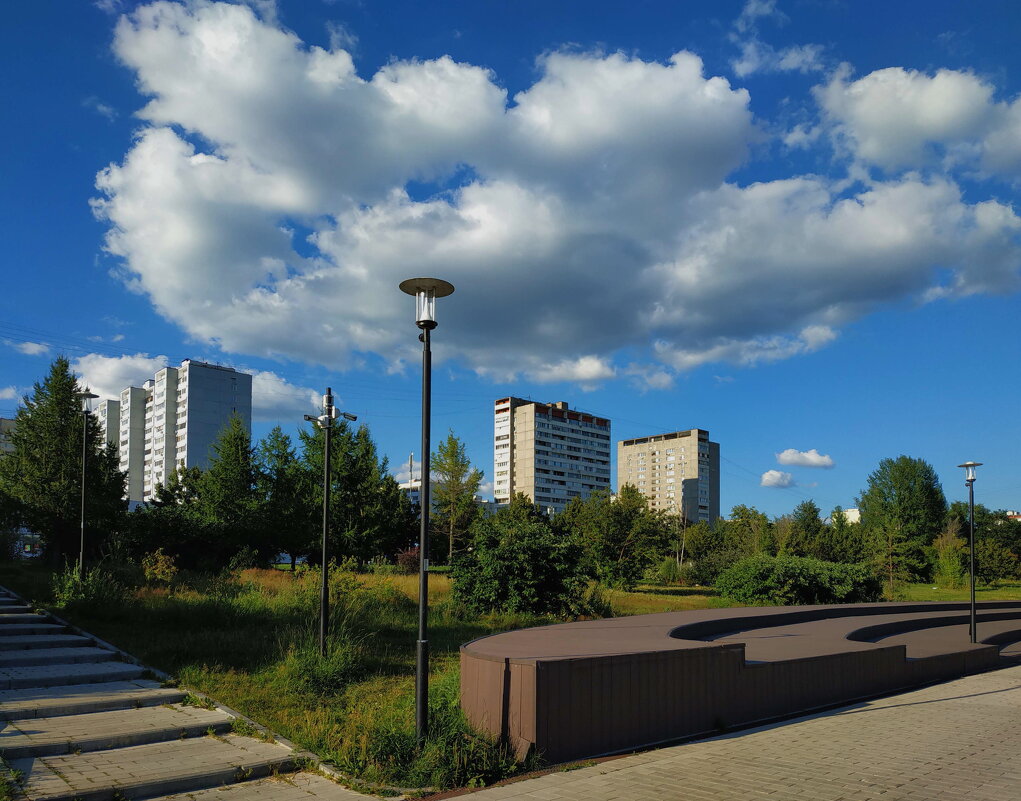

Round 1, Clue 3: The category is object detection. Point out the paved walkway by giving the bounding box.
[463,664,1021,801]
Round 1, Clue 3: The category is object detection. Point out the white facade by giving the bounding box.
[96,399,120,453]
[493,398,611,514]
[0,418,15,457]
[114,360,252,504]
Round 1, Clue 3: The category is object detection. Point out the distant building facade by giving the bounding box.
[0,418,15,457]
[493,397,611,514]
[617,429,720,523]
[107,360,252,504]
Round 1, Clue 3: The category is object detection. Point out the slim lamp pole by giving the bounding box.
[78,391,98,571]
[305,392,357,659]
[959,462,982,644]
[400,277,454,748]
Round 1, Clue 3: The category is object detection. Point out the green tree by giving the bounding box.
[126,465,206,567]
[431,431,484,564]
[857,456,947,580]
[974,539,1018,585]
[932,518,966,589]
[561,485,670,589]
[0,358,125,562]
[724,505,774,555]
[256,427,309,570]
[450,504,588,617]
[198,413,262,564]
[790,499,824,556]
[816,506,870,564]
[947,502,1021,552]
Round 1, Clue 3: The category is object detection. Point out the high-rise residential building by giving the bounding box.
[617,429,720,523]
[493,397,611,514]
[112,360,252,504]
[96,400,120,452]
[0,418,15,457]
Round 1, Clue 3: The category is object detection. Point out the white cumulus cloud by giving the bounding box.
[776,448,835,468]
[5,341,50,356]
[90,2,1021,386]
[249,370,320,422]
[0,387,19,401]
[761,469,795,488]
[72,353,170,400]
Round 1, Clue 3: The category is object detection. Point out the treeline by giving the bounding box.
[0,358,415,570]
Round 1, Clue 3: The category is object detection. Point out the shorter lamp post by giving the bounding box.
[78,391,99,571]
[304,389,357,658]
[958,461,982,644]
[399,276,455,747]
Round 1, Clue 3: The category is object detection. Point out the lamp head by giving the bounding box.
[78,391,99,412]
[958,461,982,482]
[399,277,454,329]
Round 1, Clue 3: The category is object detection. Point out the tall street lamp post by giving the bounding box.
[399,277,455,747]
[958,461,982,644]
[305,389,357,658]
[78,391,98,571]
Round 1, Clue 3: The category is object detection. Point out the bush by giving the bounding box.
[51,563,129,610]
[141,548,178,586]
[450,510,589,617]
[280,635,366,697]
[688,548,744,587]
[716,554,883,606]
[395,546,419,575]
[649,557,683,585]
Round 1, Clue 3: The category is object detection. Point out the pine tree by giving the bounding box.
[198,413,261,563]
[430,430,484,564]
[0,358,125,562]
[256,427,308,570]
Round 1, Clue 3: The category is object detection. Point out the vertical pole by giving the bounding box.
[80,409,87,572]
[416,327,432,746]
[968,479,976,644]
[321,388,333,659]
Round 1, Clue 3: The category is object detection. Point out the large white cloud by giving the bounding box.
[817,65,1021,176]
[73,353,170,400]
[760,469,794,488]
[93,1,1021,386]
[249,370,320,422]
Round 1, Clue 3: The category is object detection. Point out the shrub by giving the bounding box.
[141,548,178,586]
[280,635,365,697]
[395,546,419,575]
[716,554,883,605]
[649,557,683,585]
[450,511,589,617]
[51,563,129,610]
[366,557,396,575]
[688,548,744,587]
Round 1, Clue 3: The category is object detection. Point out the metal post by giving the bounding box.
[321,388,334,659]
[416,325,433,746]
[968,478,976,644]
[79,409,87,572]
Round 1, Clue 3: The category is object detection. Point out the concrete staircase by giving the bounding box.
[0,587,369,800]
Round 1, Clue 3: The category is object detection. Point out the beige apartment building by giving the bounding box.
[617,429,720,523]
[494,397,611,513]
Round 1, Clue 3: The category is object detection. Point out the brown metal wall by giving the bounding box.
[462,641,1002,764]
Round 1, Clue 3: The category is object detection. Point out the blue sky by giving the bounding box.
[2,0,1020,518]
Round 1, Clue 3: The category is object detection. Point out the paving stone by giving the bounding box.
[0,680,185,720]
[0,613,52,625]
[0,623,66,637]
[0,702,233,758]
[146,772,370,800]
[0,646,116,668]
[9,733,300,801]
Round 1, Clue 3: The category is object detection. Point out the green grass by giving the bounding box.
[896,581,1021,602]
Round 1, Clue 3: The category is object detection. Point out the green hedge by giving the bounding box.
[715,554,883,605]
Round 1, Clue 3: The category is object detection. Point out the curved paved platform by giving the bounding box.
[461,601,1021,763]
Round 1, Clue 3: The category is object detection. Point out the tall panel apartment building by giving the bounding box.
[112,360,253,504]
[493,398,611,514]
[617,429,720,523]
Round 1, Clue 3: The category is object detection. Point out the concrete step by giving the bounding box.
[0,605,34,615]
[0,623,66,637]
[0,661,144,690]
[0,703,233,759]
[0,647,117,668]
[0,613,51,625]
[146,772,369,800]
[8,733,300,801]
[0,680,185,721]
[0,634,93,652]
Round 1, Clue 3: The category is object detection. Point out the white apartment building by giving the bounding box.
[0,418,15,457]
[617,429,720,523]
[112,360,252,504]
[493,398,611,514]
[95,400,120,452]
